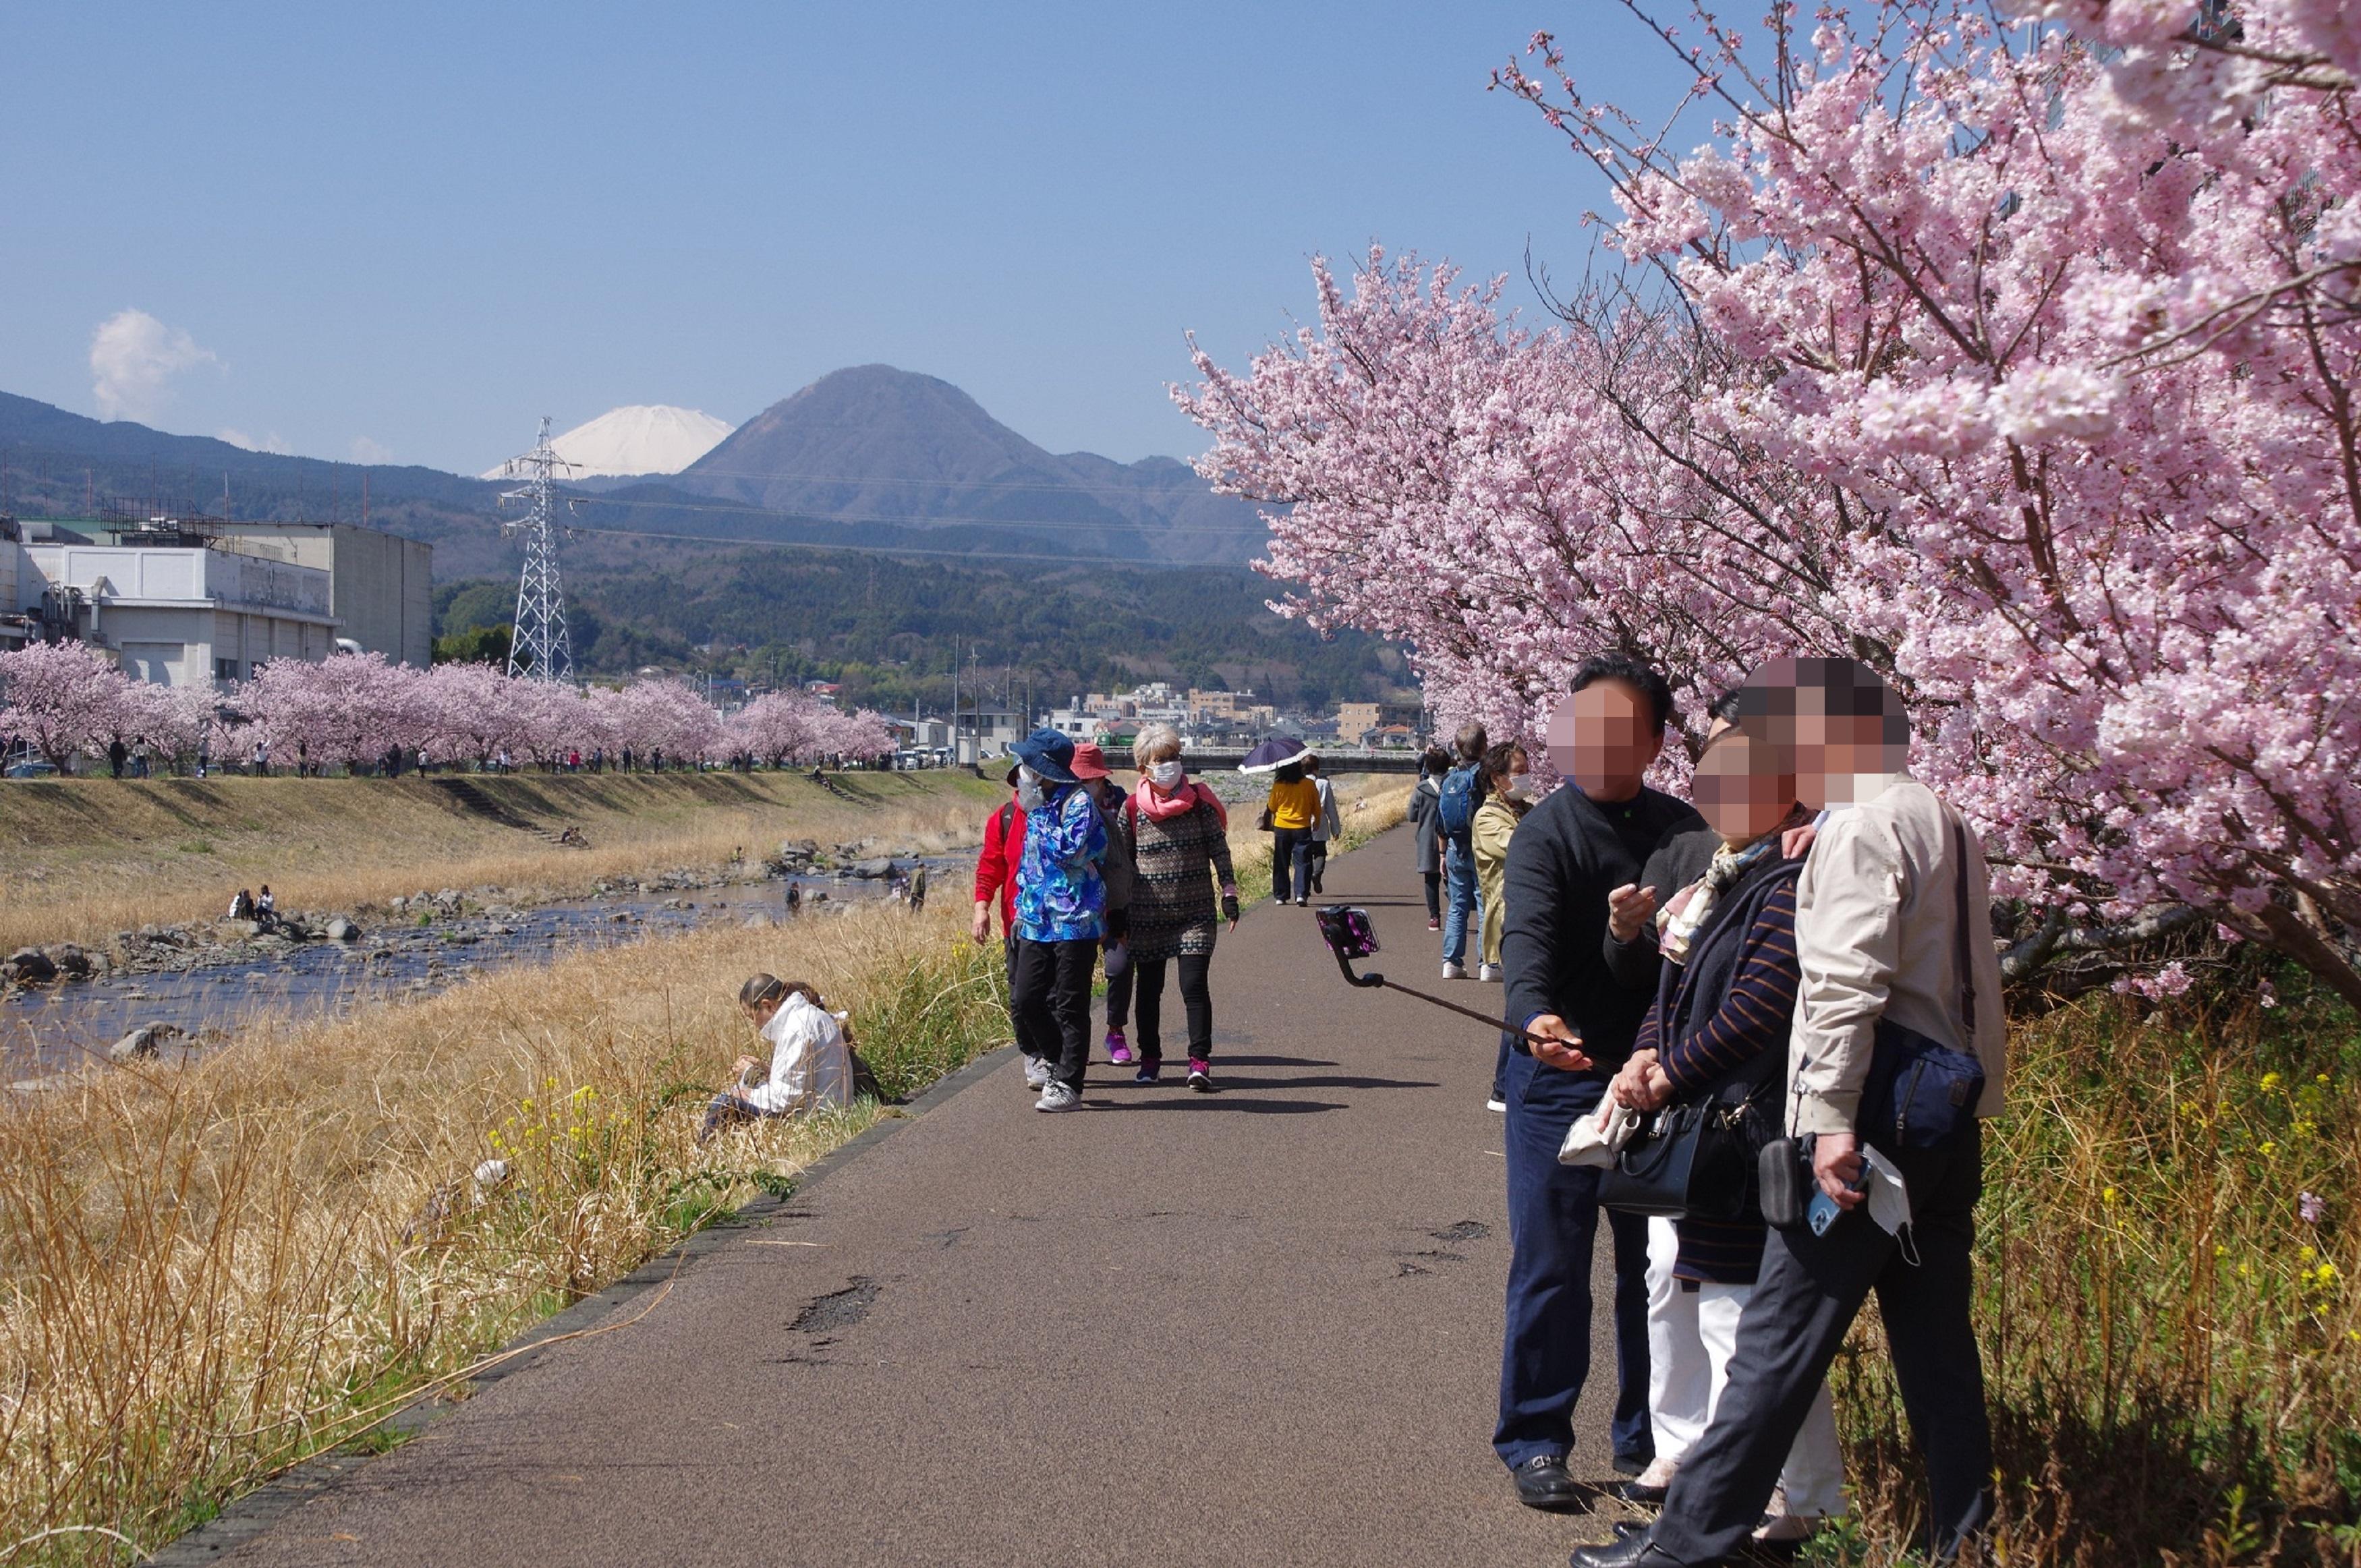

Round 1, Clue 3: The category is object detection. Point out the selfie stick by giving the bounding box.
[1317,910,1565,1048]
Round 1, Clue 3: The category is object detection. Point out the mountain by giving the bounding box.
[670,365,1270,565]
[0,368,1274,568]
[480,405,733,480]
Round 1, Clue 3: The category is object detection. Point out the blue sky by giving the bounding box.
[1,3,1696,474]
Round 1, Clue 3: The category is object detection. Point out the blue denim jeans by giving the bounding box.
[1442,839,1479,966]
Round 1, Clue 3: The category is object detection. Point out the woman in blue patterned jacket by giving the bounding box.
[1007,728,1108,1112]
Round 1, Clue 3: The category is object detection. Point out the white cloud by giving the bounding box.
[219,428,290,454]
[90,308,217,423]
[350,436,394,464]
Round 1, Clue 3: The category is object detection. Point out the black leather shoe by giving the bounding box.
[1511,1453,1587,1512]
[1614,1478,1669,1507]
[1571,1531,1692,1568]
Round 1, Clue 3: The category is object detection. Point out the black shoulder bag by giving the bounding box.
[1599,1081,1772,1221]
[1761,814,1989,1227]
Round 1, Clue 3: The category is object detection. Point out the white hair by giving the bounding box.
[1132,724,1183,767]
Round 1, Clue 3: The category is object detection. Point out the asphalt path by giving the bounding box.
[200,827,1633,1567]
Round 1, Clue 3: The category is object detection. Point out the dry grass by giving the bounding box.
[0,771,1001,953]
[0,898,1007,1565]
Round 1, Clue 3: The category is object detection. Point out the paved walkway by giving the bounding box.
[203,830,1633,1567]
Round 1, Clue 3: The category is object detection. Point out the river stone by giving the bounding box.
[849,857,896,879]
[43,945,94,980]
[223,919,263,938]
[326,917,360,941]
[3,948,56,984]
[109,1022,187,1063]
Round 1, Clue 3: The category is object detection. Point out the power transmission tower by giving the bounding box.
[496,417,576,683]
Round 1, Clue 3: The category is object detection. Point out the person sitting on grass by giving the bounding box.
[698,975,857,1144]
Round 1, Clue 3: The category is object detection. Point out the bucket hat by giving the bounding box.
[1069,741,1112,781]
[1010,727,1080,785]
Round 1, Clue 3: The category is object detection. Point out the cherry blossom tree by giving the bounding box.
[1185,0,2361,1002]
[0,641,135,770]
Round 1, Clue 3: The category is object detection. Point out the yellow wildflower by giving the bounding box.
[2102,1187,2120,1205]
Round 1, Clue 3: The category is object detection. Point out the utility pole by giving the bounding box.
[496,417,576,683]
[950,639,961,767]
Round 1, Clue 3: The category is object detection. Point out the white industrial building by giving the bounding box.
[13,530,338,686]
[208,521,432,668]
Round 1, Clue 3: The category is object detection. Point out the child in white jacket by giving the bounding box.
[698,975,856,1143]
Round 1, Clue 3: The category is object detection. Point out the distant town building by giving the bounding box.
[1334,699,1425,746]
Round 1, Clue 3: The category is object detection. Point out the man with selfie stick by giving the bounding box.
[1575,658,2008,1567]
[1495,654,1703,1509]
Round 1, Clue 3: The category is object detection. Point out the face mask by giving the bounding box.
[1502,774,1531,801]
[1860,1144,1912,1237]
[1016,767,1045,811]
[1148,760,1184,789]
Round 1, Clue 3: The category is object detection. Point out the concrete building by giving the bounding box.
[208,521,432,667]
[1334,700,1425,746]
[0,525,24,650]
[16,533,337,686]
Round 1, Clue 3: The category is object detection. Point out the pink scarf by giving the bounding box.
[1132,776,1228,829]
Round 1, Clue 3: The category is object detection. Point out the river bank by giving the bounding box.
[0,770,1002,954]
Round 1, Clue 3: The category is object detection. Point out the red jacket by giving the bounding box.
[973,796,1028,933]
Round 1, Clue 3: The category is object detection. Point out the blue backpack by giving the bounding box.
[1436,765,1480,838]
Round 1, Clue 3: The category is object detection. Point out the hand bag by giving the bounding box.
[1256,806,1275,832]
[1598,1086,1769,1221]
[1858,817,1987,1151]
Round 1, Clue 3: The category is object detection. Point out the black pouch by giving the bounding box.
[1757,1135,1814,1229]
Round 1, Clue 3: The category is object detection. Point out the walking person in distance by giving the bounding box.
[1473,738,1533,1111]
[1410,745,1450,931]
[1006,729,1108,1113]
[1496,656,1703,1510]
[1437,722,1487,977]
[1261,759,1321,906]
[1302,752,1343,896]
[1123,724,1241,1091]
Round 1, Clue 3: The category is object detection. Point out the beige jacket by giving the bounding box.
[1471,794,1521,968]
[1786,775,2008,1137]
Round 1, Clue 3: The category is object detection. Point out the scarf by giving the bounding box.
[1133,776,1228,829]
[1655,805,1808,964]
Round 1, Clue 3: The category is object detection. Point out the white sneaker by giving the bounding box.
[1442,961,1467,980]
[1485,1097,1508,1113]
[1478,962,1502,982]
[1035,1080,1079,1112]
[1022,1055,1050,1089]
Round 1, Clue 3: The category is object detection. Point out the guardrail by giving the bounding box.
[1178,747,1423,775]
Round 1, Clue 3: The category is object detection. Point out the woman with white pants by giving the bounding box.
[1607,724,1844,1550]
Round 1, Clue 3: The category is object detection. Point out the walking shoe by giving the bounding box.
[1104,1028,1133,1066]
[1035,1080,1079,1112]
[1022,1055,1050,1089]
[1187,1059,1214,1093]
[1569,1532,1676,1567]
[1486,1096,1508,1113]
[1427,917,1441,931]
[1442,960,1467,979]
[1134,1058,1162,1084]
[1478,962,1502,982]
[1509,1453,1586,1513]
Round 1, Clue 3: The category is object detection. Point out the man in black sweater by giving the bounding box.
[1495,654,1705,1510]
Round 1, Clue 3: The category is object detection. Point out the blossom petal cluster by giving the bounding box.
[1181,0,2361,1001]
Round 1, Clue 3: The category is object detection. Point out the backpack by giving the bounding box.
[1437,765,1480,838]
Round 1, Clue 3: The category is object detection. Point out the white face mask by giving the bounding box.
[1147,759,1185,789]
[1016,767,1045,811]
[1502,773,1532,801]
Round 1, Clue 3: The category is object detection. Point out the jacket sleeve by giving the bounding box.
[1205,803,1238,892]
[1501,808,1568,1040]
[1097,802,1134,912]
[1040,788,1105,871]
[1321,780,1342,839]
[973,809,1007,906]
[1788,811,1904,1135]
[1471,802,1517,872]
[1661,882,1802,1096]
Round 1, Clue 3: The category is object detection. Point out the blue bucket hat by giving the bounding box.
[1010,727,1080,784]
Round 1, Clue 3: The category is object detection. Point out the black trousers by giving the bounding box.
[1651,1124,1992,1564]
[1306,838,1329,893]
[1105,946,1133,1032]
[1134,952,1213,1062]
[1011,937,1096,1091]
[1422,870,1442,921]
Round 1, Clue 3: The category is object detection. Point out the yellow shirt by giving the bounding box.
[1266,778,1321,831]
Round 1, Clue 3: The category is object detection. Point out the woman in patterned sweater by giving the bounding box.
[1606,724,1843,1548]
[1123,724,1241,1091]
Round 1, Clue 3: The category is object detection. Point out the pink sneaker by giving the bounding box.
[1104,1028,1133,1066]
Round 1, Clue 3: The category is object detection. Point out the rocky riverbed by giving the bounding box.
[3,835,965,1082]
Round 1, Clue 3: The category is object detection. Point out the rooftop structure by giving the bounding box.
[13,529,337,687]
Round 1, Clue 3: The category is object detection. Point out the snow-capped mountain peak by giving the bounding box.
[482,405,733,479]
